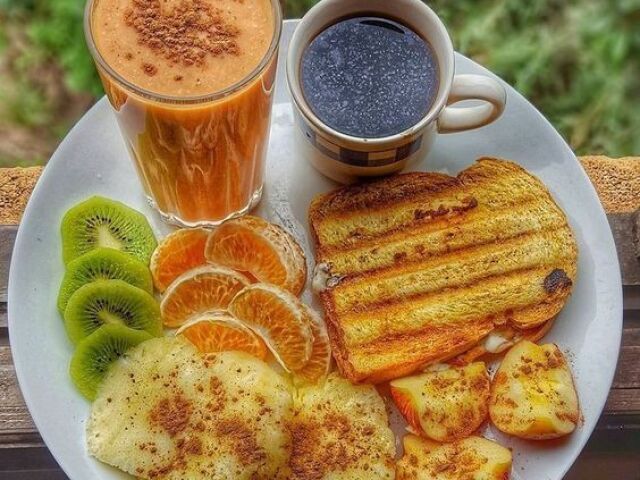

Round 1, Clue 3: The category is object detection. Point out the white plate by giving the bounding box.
[8,20,622,480]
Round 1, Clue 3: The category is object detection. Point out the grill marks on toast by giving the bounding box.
[336,319,495,384]
[322,201,568,276]
[314,193,479,250]
[309,158,578,383]
[332,265,571,348]
[311,168,551,252]
[330,228,576,315]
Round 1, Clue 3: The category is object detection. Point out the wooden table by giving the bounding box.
[0,162,638,479]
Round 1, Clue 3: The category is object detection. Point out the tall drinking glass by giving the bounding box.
[84,0,282,226]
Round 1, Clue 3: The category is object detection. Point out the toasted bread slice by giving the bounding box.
[309,158,577,383]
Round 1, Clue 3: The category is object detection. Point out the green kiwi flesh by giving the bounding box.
[70,324,152,400]
[61,196,157,266]
[57,248,153,315]
[64,279,161,344]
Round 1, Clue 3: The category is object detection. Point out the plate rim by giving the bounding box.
[7,19,623,480]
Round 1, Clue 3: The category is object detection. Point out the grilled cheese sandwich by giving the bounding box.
[309,158,577,383]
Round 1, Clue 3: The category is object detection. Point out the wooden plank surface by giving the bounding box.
[609,211,640,285]
[0,346,38,447]
[0,226,16,303]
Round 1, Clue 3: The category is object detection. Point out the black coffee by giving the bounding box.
[301,16,439,138]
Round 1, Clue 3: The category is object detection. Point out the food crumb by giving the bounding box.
[143,63,158,76]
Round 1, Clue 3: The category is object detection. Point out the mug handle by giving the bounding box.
[437,74,507,134]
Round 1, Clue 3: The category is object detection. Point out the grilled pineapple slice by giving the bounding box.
[396,434,512,480]
[289,373,396,479]
[87,337,293,479]
[489,340,579,439]
[390,362,490,442]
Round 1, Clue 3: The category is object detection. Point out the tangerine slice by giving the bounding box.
[294,305,332,385]
[176,312,268,360]
[150,228,210,292]
[228,284,313,372]
[161,265,249,328]
[205,216,307,295]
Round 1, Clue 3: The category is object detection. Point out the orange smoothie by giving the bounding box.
[86,0,281,225]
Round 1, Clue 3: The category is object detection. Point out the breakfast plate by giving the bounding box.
[8,20,622,480]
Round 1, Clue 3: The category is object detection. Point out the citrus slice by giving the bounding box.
[228,284,313,372]
[150,228,209,292]
[205,216,307,295]
[176,312,268,359]
[161,265,249,328]
[294,305,331,385]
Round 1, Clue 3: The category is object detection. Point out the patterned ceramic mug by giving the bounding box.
[286,0,507,183]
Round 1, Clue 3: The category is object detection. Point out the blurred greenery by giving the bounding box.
[28,0,102,95]
[1,0,100,95]
[0,0,638,166]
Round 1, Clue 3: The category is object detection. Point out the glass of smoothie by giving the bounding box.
[84,0,282,226]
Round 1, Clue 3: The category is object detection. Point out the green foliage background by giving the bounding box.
[1,0,639,165]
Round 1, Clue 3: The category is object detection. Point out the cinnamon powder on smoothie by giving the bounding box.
[124,0,240,69]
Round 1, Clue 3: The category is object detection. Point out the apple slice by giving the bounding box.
[489,340,580,439]
[402,433,441,455]
[397,434,512,480]
[390,362,490,442]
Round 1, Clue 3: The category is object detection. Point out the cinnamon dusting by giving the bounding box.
[124,0,240,69]
[215,419,266,465]
[149,394,193,437]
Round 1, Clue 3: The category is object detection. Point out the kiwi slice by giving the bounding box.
[64,279,162,344]
[70,324,152,400]
[61,196,157,266]
[57,248,153,315]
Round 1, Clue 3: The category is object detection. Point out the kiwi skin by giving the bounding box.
[64,279,162,345]
[61,196,157,266]
[70,324,152,400]
[57,248,153,316]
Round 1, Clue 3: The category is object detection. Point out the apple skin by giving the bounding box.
[390,384,424,435]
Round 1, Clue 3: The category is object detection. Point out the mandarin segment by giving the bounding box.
[205,216,307,295]
[177,313,267,360]
[150,228,210,292]
[228,284,313,372]
[160,265,249,328]
[294,305,331,385]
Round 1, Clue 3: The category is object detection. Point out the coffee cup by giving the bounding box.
[286,0,507,183]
